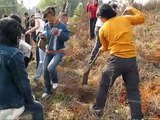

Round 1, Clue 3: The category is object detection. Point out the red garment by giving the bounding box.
[86,3,98,18]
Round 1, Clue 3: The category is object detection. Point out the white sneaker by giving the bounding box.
[42,93,48,98]
[52,83,58,89]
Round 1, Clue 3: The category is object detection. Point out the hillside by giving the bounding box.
[27,10,160,120]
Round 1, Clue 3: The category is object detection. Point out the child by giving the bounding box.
[40,7,70,97]
[90,4,145,119]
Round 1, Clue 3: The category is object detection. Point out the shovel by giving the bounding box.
[82,50,101,85]
[82,0,135,86]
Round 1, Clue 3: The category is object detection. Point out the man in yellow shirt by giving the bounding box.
[90,4,145,119]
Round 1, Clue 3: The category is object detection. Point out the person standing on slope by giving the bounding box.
[90,4,145,120]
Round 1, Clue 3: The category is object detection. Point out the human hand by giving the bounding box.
[124,6,133,13]
[122,6,134,15]
[51,28,60,36]
[99,47,104,52]
[25,31,31,35]
[39,33,46,40]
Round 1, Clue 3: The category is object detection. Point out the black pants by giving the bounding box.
[24,34,32,69]
[24,52,33,69]
[94,55,143,119]
[35,35,40,69]
[89,18,97,39]
[22,101,43,120]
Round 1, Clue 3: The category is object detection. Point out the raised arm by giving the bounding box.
[25,19,40,34]
[124,6,145,25]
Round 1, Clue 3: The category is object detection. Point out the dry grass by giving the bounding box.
[26,10,160,120]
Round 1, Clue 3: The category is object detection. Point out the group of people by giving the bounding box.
[0,0,145,119]
[0,6,69,119]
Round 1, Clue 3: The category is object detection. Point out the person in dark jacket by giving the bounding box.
[40,7,70,97]
[0,18,43,120]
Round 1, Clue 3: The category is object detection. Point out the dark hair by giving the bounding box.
[24,12,28,16]
[31,14,34,18]
[44,6,56,18]
[10,14,21,24]
[2,14,8,18]
[61,13,68,17]
[9,14,26,34]
[0,18,21,47]
[98,4,117,19]
[111,3,118,10]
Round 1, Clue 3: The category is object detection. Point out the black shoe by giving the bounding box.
[89,104,104,119]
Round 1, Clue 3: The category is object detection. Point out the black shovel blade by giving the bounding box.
[82,69,90,85]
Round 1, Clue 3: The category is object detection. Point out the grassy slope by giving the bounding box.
[27,11,160,120]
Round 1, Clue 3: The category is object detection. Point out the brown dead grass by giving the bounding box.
[26,10,160,120]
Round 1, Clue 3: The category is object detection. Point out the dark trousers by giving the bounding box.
[23,101,43,120]
[94,55,143,119]
[89,26,101,62]
[35,35,40,68]
[24,52,33,69]
[36,46,40,68]
[32,32,37,43]
[89,18,97,39]
[24,34,32,68]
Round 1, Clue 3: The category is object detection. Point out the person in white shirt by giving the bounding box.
[26,12,45,84]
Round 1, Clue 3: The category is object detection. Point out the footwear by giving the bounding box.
[42,93,48,98]
[89,104,104,119]
[52,83,58,89]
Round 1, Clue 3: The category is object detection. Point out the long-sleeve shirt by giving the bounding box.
[99,7,145,58]
[86,3,98,18]
[0,45,34,109]
[43,21,70,51]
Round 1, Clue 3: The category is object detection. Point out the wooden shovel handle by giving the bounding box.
[88,50,101,70]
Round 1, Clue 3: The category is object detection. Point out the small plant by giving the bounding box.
[64,56,73,64]
[71,2,84,22]
[55,92,65,102]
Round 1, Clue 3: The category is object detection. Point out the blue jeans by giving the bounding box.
[35,49,46,80]
[43,52,64,93]
[89,18,97,39]
[23,101,43,120]
[89,26,101,62]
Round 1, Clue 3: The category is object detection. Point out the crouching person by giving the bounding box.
[40,7,70,97]
[0,18,43,120]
